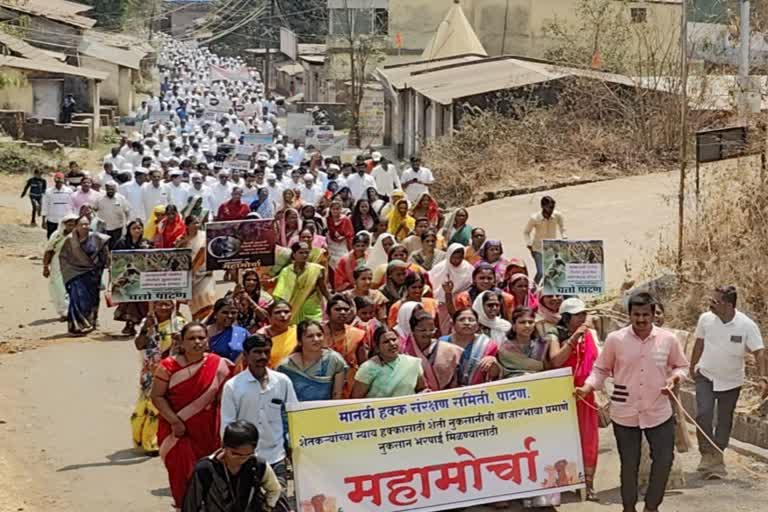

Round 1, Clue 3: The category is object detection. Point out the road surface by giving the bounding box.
[1,171,766,512]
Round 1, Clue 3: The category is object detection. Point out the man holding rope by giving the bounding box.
[576,292,689,512]
[690,285,768,479]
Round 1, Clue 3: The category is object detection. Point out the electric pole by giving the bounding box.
[738,0,751,124]
[677,0,689,277]
[264,0,276,97]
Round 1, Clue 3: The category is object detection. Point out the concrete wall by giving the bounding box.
[24,118,90,148]
[0,81,34,113]
[80,56,119,103]
[388,0,681,59]
[0,110,25,138]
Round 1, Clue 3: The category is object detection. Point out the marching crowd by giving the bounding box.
[28,37,768,512]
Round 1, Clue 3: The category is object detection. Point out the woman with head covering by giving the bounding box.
[441,207,472,247]
[380,260,409,313]
[472,290,512,344]
[507,272,539,312]
[448,263,515,321]
[429,243,474,334]
[371,243,426,288]
[366,232,395,271]
[43,213,79,320]
[464,227,487,265]
[174,215,217,320]
[546,298,600,499]
[143,204,167,241]
[334,231,370,292]
[351,325,425,399]
[351,198,379,234]
[273,241,330,324]
[409,228,446,271]
[322,294,367,398]
[535,291,562,339]
[113,219,152,335]
[249,187,273,218]
[59,215,110,336]
[441,307,498,386]
[299,204,325,232]
[325,199,354,275]
[387,272,439,333]
[366,187,386,217]
[230,269,272,333]
[154,204,187,249]
[131,300,186,454]
[476,239,508,285]
[276,319,347,401]
[276,207,300,247]
[399,309,462,391]
[387,197,415,242]
[410,192,441,228]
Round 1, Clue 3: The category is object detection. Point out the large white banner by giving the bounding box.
[287,368,585,511]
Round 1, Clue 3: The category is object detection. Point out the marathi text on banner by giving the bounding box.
[110,249,192,303]
[541,239,605,296]
[205,218,276,271]
[287,368,585,512]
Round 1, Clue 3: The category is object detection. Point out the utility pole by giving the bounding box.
[738,0,751,124]
[677,0,689,277]
[264,0,276,97]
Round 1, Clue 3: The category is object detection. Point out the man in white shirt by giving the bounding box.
[119,168,148,222]
[42,172,74,238]
[94,182,132,248]
[141,169,171,220]
[167,169,190,210]
[345,163,377,201]
[286,140,305,167]
[220,334,297,500]
[523,195,567,284]
[299,174,323,206]
[400,157,434,203]
[188,172,215,219]
[691,286,767,478]
[104,147,125,171]
[210,169,234,214]
[371,153,401,198]
[265,174,283,211]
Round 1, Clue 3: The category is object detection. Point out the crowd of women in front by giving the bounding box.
[115,191,605,511]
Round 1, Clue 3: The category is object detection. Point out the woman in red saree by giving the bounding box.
[151,321,233,509]
[334,232,370,292]
[154,204,187,249]
[547,298,599,500]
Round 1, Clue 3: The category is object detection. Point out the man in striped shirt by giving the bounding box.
[576,292,689,512]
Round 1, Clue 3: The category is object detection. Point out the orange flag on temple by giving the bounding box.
[394,32,403,49]
[591,47,603,70]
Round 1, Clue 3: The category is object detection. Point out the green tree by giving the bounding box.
[81,0,130,29]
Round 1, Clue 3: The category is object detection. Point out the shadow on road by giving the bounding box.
[150,487,171,498]
[57,448,153,472]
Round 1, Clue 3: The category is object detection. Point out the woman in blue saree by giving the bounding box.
[59,215,110,336]
[276,319,347,401]
[205,296,249,363]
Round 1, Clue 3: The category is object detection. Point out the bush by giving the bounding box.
[0,143,64,175]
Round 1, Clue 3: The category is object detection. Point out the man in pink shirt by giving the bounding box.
[576,292,689,512]
[70,177,100,213]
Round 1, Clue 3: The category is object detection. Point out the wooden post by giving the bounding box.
[677,0,688,279]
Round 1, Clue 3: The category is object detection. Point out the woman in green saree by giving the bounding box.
[273,241,331,324]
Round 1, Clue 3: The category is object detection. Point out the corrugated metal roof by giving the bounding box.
[298,43,326,56]
[78,37,146,69]
[299,55,325,65]
[377,54,486,90]
[0,31,57,62]
[0,55,107,79]
[0,0,96,29]
[405,57,637,105]
[84,31,154,54]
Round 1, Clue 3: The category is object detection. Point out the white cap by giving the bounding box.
[133,166,148,174]
[372,151,382,162]
[303,173,314,181]
[190,172,203,180]
[218,169,230,176]
[169,169,183,177]
[266,173,277,181]
[559,298,587,316]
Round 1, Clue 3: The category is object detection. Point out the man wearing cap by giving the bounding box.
[141,168,171,220]
[42,172,74,238]
[371,153,401,198]
[168,169,191,209]
[300,174,322,206]
[576,292,689,512]
[210,169,234,214]
[346,160,377,201]
[119,167,147,222]
[94,181,132,249]
[401,157,434,203]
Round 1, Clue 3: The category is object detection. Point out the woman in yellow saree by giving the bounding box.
[387,197,415,242]
[256,299,299,368]
[273,241,331,324]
